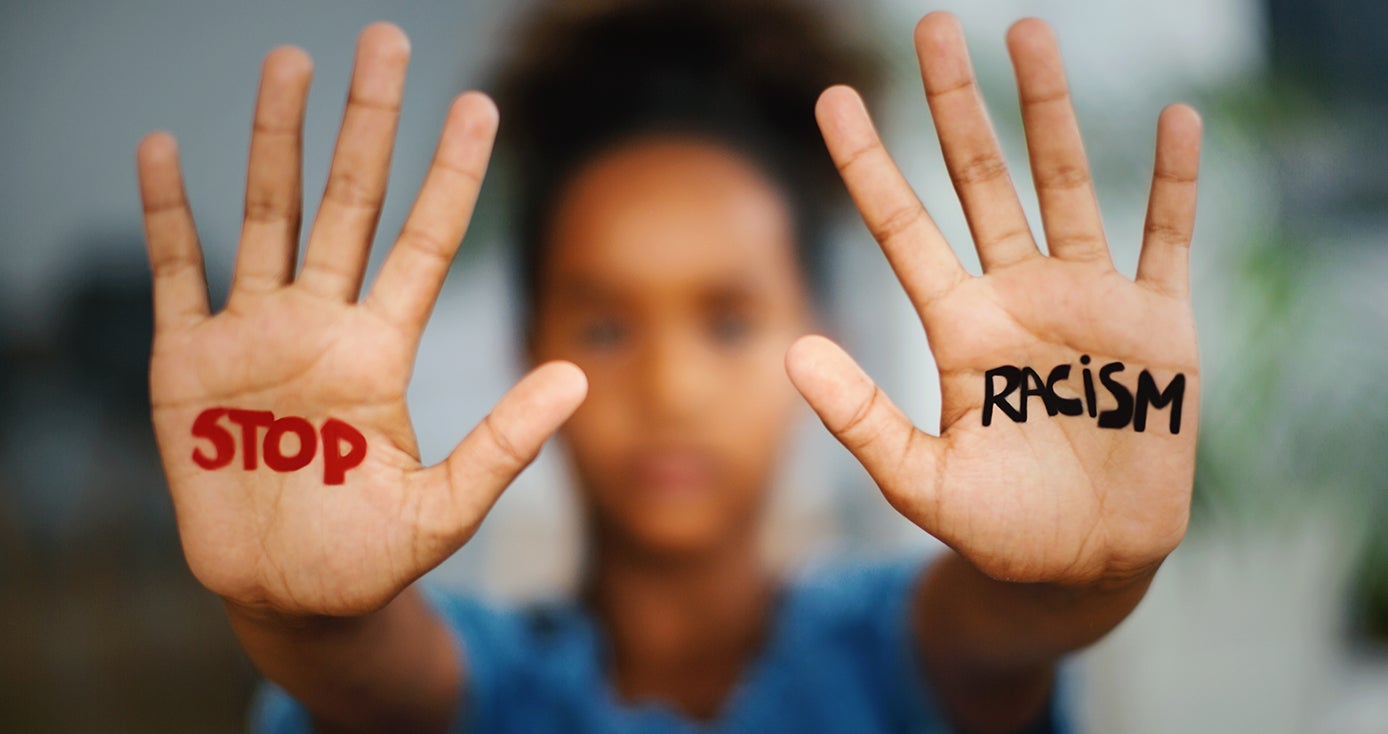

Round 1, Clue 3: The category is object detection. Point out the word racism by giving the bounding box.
[191,407,367,485]
[983,356,1186,434]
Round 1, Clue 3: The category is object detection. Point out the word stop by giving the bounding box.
[191,407,367,485]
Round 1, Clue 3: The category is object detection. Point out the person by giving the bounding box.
[133,0,1202,731]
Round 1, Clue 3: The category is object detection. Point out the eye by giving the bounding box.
[579,317,627,350]
[709,312,753,346]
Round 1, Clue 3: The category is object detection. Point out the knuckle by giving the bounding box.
[1035,163,1090,191]
[833,142,877,176]
[346,89,401,115]
[839,382,884,449]
[951,153,1009,187]
[1154,169,1198,185]
[323,167,382,210]
[399,225,455,265]
[482,411,531,475]
[1045,231,1107,259]
[244,193,296,224]
[435,159,484,189]
[986,226,1034,253]
[151,250,202,278]
[250,118,299,138]
[868,205,927,245]
[1022,87,1069,107]
[926,76,973,102]
[1144,221,1189,247]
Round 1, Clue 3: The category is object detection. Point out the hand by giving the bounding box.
[787,12,1200,588]
[136,23,586,618]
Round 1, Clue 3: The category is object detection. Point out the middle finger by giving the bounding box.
[914,12,1039,272]
[297,22,410,302]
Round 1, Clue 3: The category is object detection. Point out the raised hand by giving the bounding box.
[787,12,1200,588]
[137,23,586,618]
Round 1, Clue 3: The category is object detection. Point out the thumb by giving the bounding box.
[420,359,588,542]
[785,334,943,518]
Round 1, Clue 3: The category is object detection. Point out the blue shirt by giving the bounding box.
[251,554,1072,733]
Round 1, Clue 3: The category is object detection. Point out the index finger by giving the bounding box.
[363,92,499,334]
[816,85,968,307]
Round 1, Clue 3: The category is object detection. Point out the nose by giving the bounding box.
[637,325,715,428]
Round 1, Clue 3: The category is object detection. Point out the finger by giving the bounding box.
[785,334,944,524]
[232,45,313,300]
[415,361,587,544]
[1136,104,1202,297]
[298,22,410,302]
[914,11,1039,272]
[364,92,498,333]
[137,131,210,332]
[1006,18,1110,265]
[815,85,968,306]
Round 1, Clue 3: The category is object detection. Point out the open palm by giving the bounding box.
[787,13,1201,587]
[138,24,585,617]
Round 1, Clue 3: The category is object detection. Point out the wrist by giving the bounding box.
[218,586,460,734]
[1042,557,1164,603]
[222,596,335,631]
[219,593,392,643]
[919,551,1163,670]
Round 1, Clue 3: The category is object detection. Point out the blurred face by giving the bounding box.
[527,138,814,558]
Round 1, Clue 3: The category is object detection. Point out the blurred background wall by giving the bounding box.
[1,0,1384,731]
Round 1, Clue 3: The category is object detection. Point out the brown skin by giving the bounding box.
[525,138,813,718]
[136,25,589,733]
[529,138,812,559]
[795,13,1201,732]
[136,11,1201,734]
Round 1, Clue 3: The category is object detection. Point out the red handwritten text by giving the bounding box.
[191,408,367,485]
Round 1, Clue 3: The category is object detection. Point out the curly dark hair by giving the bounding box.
[489,0,884,335]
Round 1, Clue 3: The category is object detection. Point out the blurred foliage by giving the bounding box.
[1189,71,1388,644]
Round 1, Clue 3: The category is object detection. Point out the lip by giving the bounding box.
[625,447,719,499]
